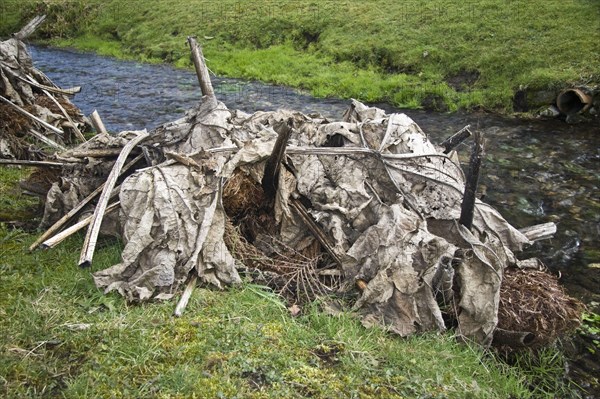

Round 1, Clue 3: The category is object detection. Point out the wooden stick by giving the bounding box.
[459,130,484,230]
[441,125,472,154]
[54,155,85,164]
[0,94,63,135]
[187,37,215,98]
[90,110,108,134]
[79,131,149,267]
[174,274,198,317]
[0,65,81,95]
[21,73,81,95]
[25,75,86,142]
[519,222,557,242]
[29,154,143,251]
[30,185,120,251]
[13,15,46,40]
[0,159,64,168]
[28,129,67,151]
[262,118,293,200]
[41,202,120,249]
[26,79,80,96]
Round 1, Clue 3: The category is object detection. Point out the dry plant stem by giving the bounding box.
[223,219,332,302]
[67,148,139,158]
[174,274,198,317]
[459,130,484,230]
[0,94,64,135]
[44,91,86,142]
[28,128,67,151]
[35,185,120,248]
[440,125,472,153]
[54,155,85,163]
[187,37,215,98]
[90,110,108,135]
[519,222,557,242]
[0,65,80,95]
[41,201,120,249]
[29,153,143,251]
[0,159,64,168]
[21,73,80,95]
[79,131,149,267]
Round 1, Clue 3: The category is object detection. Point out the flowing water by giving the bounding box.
[30,45,599,307]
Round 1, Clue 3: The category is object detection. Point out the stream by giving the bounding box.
[29,45,599,307]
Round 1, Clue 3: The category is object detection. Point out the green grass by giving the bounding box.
[0,169,581,398]
[0,167,41,224]
[1,0,598,112]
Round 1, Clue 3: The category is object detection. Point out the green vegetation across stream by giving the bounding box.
[2,0,599,113]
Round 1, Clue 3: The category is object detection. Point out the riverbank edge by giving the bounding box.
[34,35,599,126]
[3,0,600,121]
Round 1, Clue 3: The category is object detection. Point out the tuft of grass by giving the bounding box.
[0,167,41,225]
[508,346,581,399]
[1,0,598,113]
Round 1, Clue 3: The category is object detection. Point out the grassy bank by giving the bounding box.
[0,167,579,398]
[1,0,599,112]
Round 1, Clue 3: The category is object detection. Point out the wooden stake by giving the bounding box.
[440,125,472,154]
[90,110,108,134]
[0,94,64,135]
[13,15,46,40]
[187,37,215,98]
[174,274,198,317]
[79,131,149,267]
[262,118,293,201]
[459,130,484,230]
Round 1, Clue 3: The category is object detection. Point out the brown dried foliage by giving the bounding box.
[497,267,584,347]
[34,94,80,118]
[0,104,36,159]
[19,168,61,196]
[0,104,32,135]
[222,169,266,220]
[222,169,338,303]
